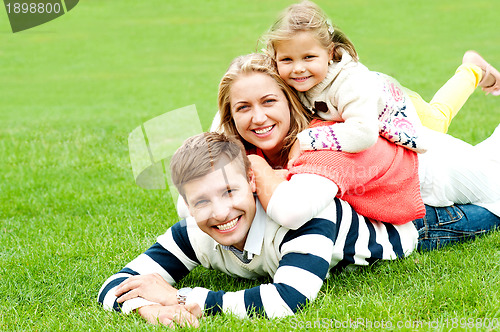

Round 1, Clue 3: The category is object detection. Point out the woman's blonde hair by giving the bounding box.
[264,0,357,62]
[217,53,312,168]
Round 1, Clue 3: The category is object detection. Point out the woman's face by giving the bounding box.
[229,72,291,162]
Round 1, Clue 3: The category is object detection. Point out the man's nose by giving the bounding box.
[211,199,231,221]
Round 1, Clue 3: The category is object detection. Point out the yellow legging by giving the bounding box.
[406,63,482,133]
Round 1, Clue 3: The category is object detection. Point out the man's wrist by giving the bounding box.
[176,287,193,305]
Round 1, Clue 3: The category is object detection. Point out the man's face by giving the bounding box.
[183,159,256,251]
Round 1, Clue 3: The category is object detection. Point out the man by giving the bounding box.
[97,132,500,327]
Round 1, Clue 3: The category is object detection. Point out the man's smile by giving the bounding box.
[215,216,240,232]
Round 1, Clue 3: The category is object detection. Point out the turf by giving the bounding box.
[1,0,499,331]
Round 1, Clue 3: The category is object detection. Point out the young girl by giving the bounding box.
[264,0,500,159]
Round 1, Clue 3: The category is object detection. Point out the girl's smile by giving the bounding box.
[275,31,332,92]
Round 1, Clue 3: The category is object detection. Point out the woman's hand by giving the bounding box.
[247,154,287,210]
[247,154,270,172]
[115,273,178,306]
[273,168,289,180]
[287,139,301,169]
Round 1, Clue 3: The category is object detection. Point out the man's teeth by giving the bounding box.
[254,126,273,134]
[217,217,238,231]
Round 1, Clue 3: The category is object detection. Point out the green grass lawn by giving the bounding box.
[1,0,499,330]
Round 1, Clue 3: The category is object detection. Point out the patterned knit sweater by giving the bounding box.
[289,120,425,224]
[297,49,427,154]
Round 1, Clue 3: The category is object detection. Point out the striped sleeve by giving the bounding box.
[323,198,418,273]
[97,220,201,313]
[186,217,336,319]
[185,198,417,318]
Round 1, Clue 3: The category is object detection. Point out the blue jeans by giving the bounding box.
[413,204,500,251]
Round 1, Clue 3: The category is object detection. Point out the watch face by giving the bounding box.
[178,287,192,296]
[177,287,193,304]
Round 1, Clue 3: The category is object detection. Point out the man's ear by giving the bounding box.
[248,169,257,193]
[177,194,192,219]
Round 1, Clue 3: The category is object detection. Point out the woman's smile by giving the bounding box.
[230,73,291,163]
[252,124,275,136]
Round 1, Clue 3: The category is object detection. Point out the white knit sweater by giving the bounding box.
[297,50,427,153]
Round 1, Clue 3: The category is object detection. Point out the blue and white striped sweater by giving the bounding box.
[98,198,418,318]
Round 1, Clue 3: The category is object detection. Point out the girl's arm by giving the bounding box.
[298,72,381,153]
[296,116,379,153]
[248,155,338,230]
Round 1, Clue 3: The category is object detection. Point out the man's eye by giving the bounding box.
[224,189,236,196]
[195,200,208,208]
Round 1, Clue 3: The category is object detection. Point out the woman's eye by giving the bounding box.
[236,105,249,112]
[263,99,277,105]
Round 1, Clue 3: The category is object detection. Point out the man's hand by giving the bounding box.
[115,273,177,306]
[137,303,202,328]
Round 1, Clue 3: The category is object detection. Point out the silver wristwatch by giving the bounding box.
[176,287,193,305]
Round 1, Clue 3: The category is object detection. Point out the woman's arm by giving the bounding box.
[267,174,339,229]
[247,155,287,210]
[248,154,339,230]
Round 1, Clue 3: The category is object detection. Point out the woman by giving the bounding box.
[210,52,500,248]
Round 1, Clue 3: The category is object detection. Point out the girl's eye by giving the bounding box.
[305,55,316,60]
[279,58,292,63]
[263,99,277,105]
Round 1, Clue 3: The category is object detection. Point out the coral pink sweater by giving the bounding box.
[288,120,425,224]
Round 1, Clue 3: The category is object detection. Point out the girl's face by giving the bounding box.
[230,72,291,163]
[275,31,332,92]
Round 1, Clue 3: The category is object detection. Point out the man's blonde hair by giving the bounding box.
[171,132,251,200]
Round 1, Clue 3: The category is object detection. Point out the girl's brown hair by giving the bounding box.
[264,0,357,63]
